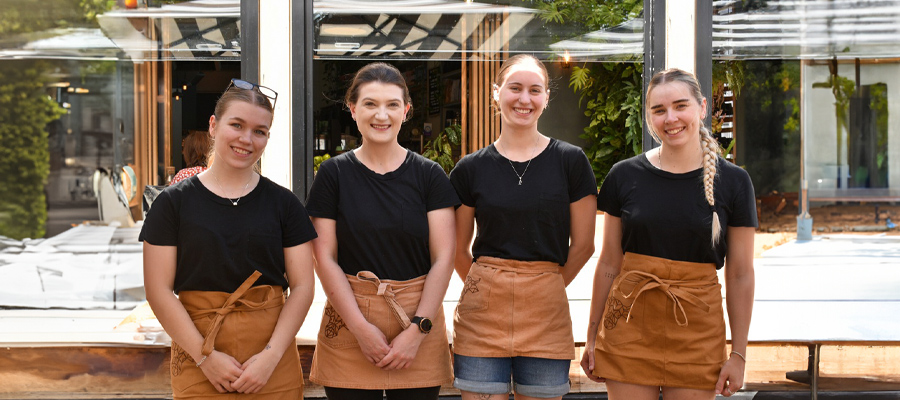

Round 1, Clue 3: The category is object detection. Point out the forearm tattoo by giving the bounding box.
[605,271,617,279]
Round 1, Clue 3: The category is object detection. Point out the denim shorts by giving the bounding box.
[452,354,570,398]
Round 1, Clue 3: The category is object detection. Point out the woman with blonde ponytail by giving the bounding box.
[581,69,757,400]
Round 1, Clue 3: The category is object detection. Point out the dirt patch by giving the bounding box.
[756,201,900,235]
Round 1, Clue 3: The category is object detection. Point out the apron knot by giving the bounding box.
[616,270,712,327]
[356,271,411,329]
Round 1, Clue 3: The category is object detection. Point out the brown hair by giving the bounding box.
[344,62,412,120]
[491,54,550,111]
[214,83,275,127]
[645,68,723,246]
[182,130,211,168]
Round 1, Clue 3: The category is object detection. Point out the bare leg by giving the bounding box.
[514,394,562,400]
[605,379,661,400]
[661,386,716,400]
[460,391,508,400]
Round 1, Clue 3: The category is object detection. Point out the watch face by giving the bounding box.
[419,317,433,332]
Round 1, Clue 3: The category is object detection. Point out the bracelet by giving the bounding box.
[730,350,746,362]
[195,355,208,368]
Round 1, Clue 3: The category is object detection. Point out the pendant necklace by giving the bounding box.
[497,136,539,185]
[212,170,253,206]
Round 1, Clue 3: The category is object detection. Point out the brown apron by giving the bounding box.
[593,252,727,390]
[453,256,575,360]
[171,271,303,399]
[309,271,452,389]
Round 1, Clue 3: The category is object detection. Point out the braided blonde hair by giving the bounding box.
[646,69,723,246]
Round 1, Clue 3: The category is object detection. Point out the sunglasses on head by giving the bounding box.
[228,78,278,109]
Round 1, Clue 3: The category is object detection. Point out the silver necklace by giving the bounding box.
[497,137,539,185]
[211,170,253,206]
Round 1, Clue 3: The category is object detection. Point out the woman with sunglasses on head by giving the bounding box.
[449,54,597,400]
[581,68,756,399]
[141,79,317,399]
[305,62,458,400]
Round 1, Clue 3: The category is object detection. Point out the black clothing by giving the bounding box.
[323,386,441,400]
[450,138,597,266]
[597,154,758,269]
[139,175,317,293]
[305,150,460,281]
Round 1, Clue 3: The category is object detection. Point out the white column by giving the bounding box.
[258,0,293,190]
[666,0,696,73]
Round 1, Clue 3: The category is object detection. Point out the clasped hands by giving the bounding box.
[198,348,280,394]
[356,321,426,371]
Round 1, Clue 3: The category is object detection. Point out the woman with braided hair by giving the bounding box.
[581,68,757,399]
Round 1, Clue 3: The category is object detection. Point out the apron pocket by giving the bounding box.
[319,298,369,350]
[598,273,646,346]
[170,341,212,394]
[456,264,494,315]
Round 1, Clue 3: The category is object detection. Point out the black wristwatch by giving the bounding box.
[410,316,433,334]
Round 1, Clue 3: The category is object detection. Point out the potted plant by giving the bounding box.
[422,124,461,174]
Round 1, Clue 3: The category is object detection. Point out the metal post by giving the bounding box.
[643,0,666,152]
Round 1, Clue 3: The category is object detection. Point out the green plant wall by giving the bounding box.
[0,61,66,239]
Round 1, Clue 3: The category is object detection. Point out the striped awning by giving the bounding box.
[314,0,537,60]
[97,0,240,61]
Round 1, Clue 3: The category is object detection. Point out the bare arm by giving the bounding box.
[143,242,243,393]
[233,242,316,393]
[559,195,598,286]
[378,207,456,370]
[716,226,756,395]
[453,205,476,280]
[580,213,624,383]
[310,217,391,365]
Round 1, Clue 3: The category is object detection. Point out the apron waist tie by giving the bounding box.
[194,271,263,356]
[616,270,712,327]
[356,271,412,330]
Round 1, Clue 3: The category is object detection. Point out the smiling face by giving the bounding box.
[349,81,409,146]
[208,100,272,171]
[647,81,707,149]
[493,63,549,130]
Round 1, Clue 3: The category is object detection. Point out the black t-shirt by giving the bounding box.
[450,138,597,266]
[139,175,318,293]
[597,154,758,269]
[305,150,460,281]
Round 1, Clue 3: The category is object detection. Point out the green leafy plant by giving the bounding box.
[569,63,643,187]
[0,61,66,239]
[422,124,461,174]
[537,0,644,187]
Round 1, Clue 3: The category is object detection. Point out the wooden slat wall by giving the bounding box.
[462,13,506,156]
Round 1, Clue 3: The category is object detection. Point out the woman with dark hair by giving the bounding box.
[171,130,211,185]
[141,79,317,399]
[581,68,756,399]
[449,54,597,400]
[306,62,458,400]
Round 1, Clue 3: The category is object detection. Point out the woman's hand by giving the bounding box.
[353,321,392,365]
[231,347,281,394]
[580,341,606,383]
[199,350,244,393]
[377,326,426,370]
[715,355,746,397]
